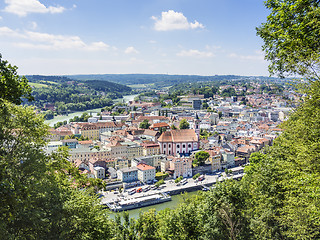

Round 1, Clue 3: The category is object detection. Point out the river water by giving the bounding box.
[108,191,200,219]
[44,94,138,127]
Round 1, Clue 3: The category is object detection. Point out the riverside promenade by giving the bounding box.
[100,166,244,205]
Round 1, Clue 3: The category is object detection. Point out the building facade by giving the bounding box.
[158,129,199,156]
[117,167,138,183]
[136,163,156,183]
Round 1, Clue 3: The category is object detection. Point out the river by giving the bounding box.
[44,94,138,127]
[108,191,200,219]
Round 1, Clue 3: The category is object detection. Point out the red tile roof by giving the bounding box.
[158,129,198,143]
[137,163,155,171]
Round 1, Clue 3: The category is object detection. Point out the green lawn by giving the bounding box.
[29,82,49,88]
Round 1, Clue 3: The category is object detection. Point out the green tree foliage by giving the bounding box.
[179,119,190,129]
[221,87,236,97]
[155,179,165,188]
[139,119,150,129]
[259,83,284,94]
[69,112,91,122]
[0,101,114,239]
[0,57,113,239]
[27,76,127,113]
[257,0,320,80]
[200,129,213,140]
[175,176,183,183]
[194,151,210,166]
[241,79,320,239]
[193,173,201,180]
[0,54,33,105]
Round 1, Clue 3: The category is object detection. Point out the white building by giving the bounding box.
[168,157,192,179]
[117,167,138,183]
[93,166,105,179]
[136,163,156,183]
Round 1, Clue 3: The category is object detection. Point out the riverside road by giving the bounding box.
[100,166,244,205]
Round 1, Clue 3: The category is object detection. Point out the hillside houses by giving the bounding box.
[45,83,293,185]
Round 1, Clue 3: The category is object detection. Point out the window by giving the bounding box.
[188,144,191,148]
[169,144,171,148]
[177,144,180,148]
[163,144,166,148]
[183,144,186,148]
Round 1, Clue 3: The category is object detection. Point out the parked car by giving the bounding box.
[128,189,136,195]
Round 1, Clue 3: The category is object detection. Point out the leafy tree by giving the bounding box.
[247,3,320,237]
[0,58,113,239]
[171,124,177,130]
[179,119,190,129]
[193,173,201,180]
[194,151,210,166]
[202,101,209,109]
[155,179,165,188]
[139,119,150,129]
[175,176,183,183]
[221,87,236,97]
[257,0,320,80]
[0,54,33,104]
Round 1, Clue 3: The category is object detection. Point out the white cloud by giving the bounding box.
[152,10,204,31]
[87,41,110,51]
[30,21,37,30]
[124,46,139,54]
[177,49,214,58]
[0,26,110,51]
[228,51,265,61]
[4,0,65,17]
[0,16,3,20]
[0,26,22,37]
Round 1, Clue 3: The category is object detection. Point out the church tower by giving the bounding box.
[194,113,200,138]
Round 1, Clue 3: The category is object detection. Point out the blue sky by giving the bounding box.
[0,0,271,76]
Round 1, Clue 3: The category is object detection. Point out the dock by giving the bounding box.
[104,192,171,212]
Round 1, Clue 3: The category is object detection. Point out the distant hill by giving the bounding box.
[25,75,132,115]
[26,75,131,92]
[66,74,281,89]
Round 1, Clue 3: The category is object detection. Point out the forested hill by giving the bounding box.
[26,75,132,92]
[25,75,132,115]
[66,74,280,88]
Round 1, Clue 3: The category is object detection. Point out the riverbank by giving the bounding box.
[102,167,244,217]
[44,94,139,127]
[108,191,199,220]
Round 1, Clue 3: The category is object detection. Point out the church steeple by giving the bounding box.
[194,113,200,137]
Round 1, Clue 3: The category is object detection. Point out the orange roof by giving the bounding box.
[158,129,198,143]
[151,122,170,128]
[237,145,255,153]
[137,163,155,171]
